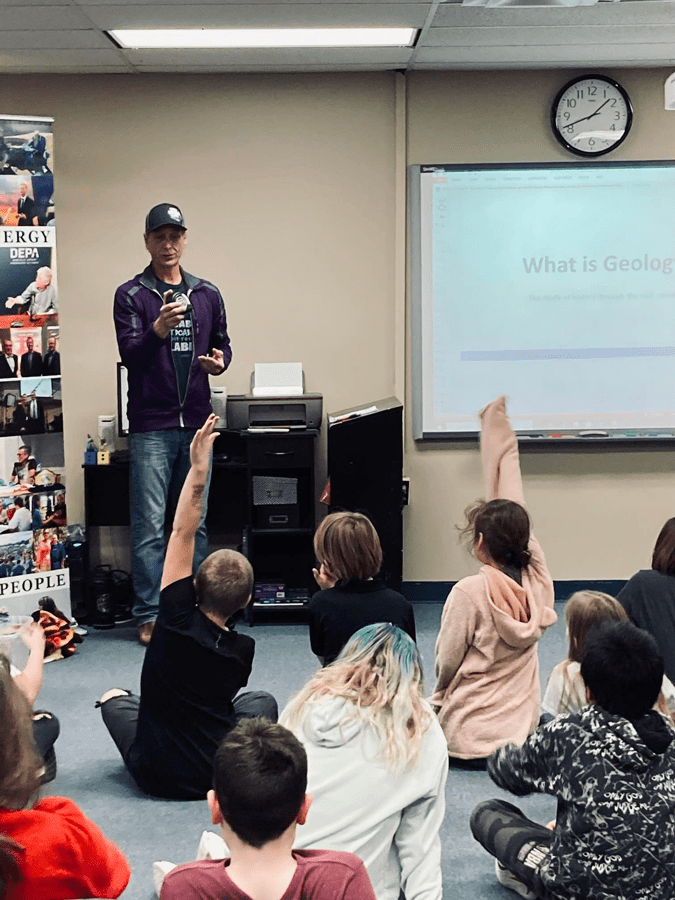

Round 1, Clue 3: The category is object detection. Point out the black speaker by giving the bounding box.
[327,398,403,590]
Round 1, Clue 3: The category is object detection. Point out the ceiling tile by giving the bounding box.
[424,23,675,45]
[432,0,675,26]
[0,6,95,28]
[0,48,126,66]
[413,41,675,65]
[0,30,113,49]
[87,3,427,28]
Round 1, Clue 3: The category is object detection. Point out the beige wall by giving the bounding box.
[0,72,397,558]
[0,68,671,582]
[405,68,675,582]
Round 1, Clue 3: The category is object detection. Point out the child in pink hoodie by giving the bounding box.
[431,396,557,766]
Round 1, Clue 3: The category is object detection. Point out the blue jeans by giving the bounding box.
[129,428,211,624]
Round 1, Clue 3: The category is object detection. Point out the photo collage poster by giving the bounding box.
[0,115,69,618]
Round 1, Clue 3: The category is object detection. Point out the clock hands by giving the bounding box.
[564,99,611,129]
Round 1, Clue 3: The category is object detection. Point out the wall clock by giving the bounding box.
[551,75,633,157]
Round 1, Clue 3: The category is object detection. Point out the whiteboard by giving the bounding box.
[410,162,675,443]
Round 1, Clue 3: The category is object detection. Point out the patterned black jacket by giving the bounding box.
[488,705,675,899]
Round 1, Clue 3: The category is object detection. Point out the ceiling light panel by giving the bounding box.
[108,27,417,49]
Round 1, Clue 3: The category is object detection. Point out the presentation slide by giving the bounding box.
[412,162,675,440]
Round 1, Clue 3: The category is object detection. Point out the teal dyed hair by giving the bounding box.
[338,622,424,684]
[281,622,430,771]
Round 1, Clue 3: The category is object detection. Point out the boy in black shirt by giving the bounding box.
[98,415,277,799]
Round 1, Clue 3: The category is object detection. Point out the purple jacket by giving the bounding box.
[114,265,232,433]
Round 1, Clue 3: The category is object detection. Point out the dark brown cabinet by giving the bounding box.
[84,427,319,622]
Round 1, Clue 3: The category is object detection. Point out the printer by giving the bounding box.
[227,393,323,431]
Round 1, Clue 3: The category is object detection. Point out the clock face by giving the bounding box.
[552,76,633,157]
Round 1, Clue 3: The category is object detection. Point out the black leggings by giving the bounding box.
[32,710,59,759]
[32,711,59,782]
[470,799,553,897]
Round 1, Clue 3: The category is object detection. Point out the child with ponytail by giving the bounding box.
[431,396,557,766]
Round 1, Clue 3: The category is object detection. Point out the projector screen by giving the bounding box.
[410,161,675,442]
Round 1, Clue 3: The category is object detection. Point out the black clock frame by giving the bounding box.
[551,74,633,158]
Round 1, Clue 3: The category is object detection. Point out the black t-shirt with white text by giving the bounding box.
[157,278,194,406]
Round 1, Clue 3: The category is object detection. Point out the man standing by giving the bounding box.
[20,337,42,377]
[42,337,60,375]
[16,183,37,226]
[26,391,44,434]
[114,203,231,645]
[0,339,18,379]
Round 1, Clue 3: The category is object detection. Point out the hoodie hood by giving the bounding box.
[481,565,557,649]
[629,709,673,756]
[300,697,363,749]
[575,705,674,769]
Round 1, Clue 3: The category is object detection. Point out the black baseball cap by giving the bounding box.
[145,203,186,234]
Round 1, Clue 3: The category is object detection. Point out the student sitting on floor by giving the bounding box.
[98,415,277,800]
[542,590,675,722]
[617,516,675,683]
[282,622,447,900]
[308,510,415,665]
[158,717,377,900]
[12,621,59,783]
[0,653,130,899]
[431,396,557,767]
[471,621,675,899]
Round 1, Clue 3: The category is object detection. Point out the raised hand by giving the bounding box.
[19,621,45,654]
[312,562,337,590]
[189,414,219,471]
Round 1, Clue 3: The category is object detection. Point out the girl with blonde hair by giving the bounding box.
[281,623,447,900]
[542,590,675,719]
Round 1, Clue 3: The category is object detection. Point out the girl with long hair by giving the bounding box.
[281,623,447,900]
[431,396,557,766]
[542,590,675,720]
[0,654,129,899]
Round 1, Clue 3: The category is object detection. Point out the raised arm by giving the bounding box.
[13,621,46,706]
[160,415,218,591]
[480,396,525,506]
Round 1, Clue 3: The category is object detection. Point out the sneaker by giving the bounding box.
[69,617,88,636]
[114,610,134,625]
[495,860,538,898]
[152,861,176,897]
[196,829,228,860]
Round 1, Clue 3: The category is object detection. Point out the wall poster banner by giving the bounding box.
[0,114,69,619]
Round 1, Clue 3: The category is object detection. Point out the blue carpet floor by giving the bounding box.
[33,600,568,899]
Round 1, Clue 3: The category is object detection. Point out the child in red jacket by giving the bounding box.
[0,654,129,899]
